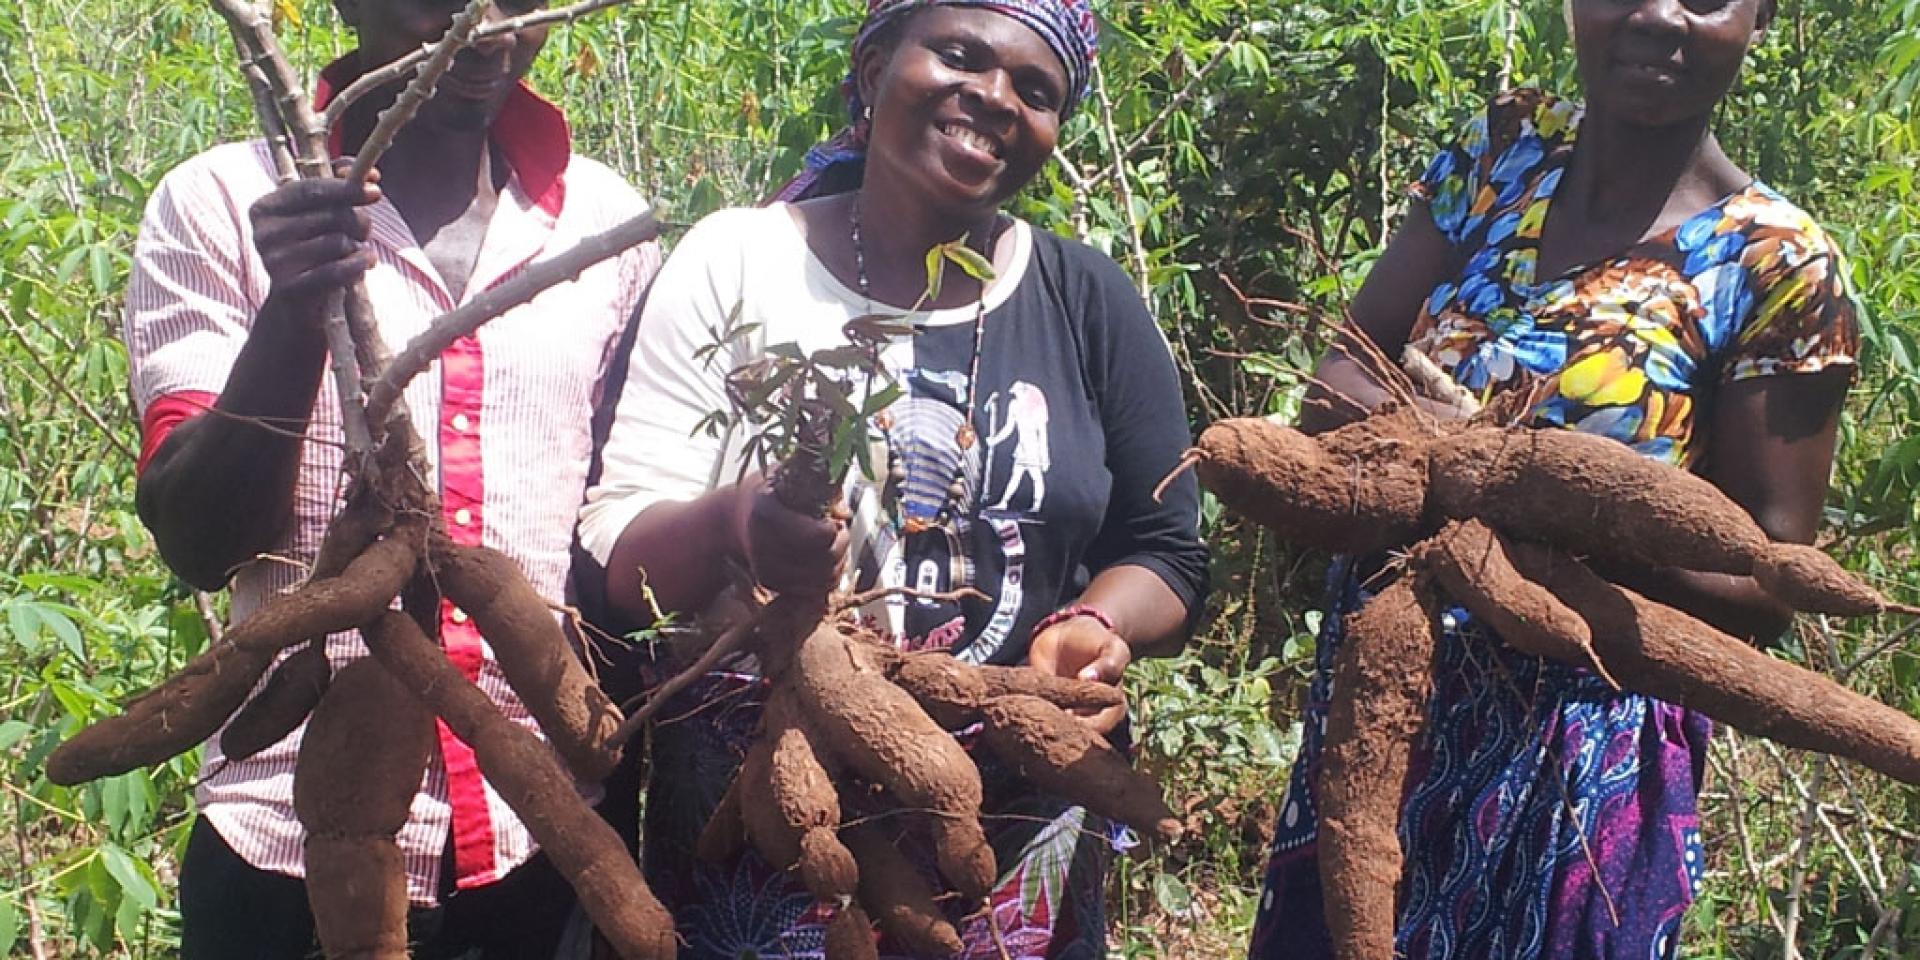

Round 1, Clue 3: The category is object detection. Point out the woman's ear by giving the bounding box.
[854,40,891,119]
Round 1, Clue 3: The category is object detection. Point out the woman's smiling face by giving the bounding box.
[856,7,1070,218]
[1571,0,1771,127]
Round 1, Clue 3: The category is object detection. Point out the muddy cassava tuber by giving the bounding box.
[1190,406,1920,960]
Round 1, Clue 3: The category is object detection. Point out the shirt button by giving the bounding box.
[454,508,473,526]
[451,413,473,433]
[450,607,469,624]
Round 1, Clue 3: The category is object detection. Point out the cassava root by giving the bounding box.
[47,535,418,785]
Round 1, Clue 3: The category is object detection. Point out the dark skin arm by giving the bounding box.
[1298,203,1469,436]
[1025,564,1191,733]
[1608,367,1852,644]
[1301,200,1850,644]
[602,474,849,625]
[136,175,379,590]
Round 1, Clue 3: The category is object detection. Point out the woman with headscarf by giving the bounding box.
[1249,1,1858,958]
[576,2,1208,956]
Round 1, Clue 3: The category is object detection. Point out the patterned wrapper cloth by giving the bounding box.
[772,0,1099,203]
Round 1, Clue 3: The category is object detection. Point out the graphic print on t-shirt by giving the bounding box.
[983,382,1051,513]
[863,367,1056,663]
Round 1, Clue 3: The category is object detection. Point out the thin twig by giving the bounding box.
[1778,755,1831,959]
[833,585,989,613]
[194,590,227,644]
[344,0,488,186]
[0,303,139,462]
[323,0,644,126]
[227,21,299,182]
[1843,616,1920,678]
[366,209,660,425]
[209,0,373,459]
[1710,733,1793,942]
[13,9,84,208]
[613,604,769,746]
[1090,59,1152,302]
[1082,28,1243,195]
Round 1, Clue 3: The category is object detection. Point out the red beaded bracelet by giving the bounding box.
[1032,603,1117,636]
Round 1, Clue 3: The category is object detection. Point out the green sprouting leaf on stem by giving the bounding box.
[814,373,858,420]
[1151,871,1194,917]
[860,382,904,417]
[923,243,946,302]
[940,238,997,283]
[844,314,915,346]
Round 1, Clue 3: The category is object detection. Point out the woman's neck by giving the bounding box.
[339,102,495,204]
[1568,104,1740,222]
[853,175,1002,310]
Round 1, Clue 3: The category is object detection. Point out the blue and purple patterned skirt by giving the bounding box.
[641,675,1116,959]
[1249,560,1710,960]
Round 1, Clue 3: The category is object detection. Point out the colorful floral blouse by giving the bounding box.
[1408,89,1859,466]
[1252,91,1862,960]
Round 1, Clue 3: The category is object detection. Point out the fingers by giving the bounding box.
[1028,617,1129,683]
[250,177,381,299]
[258,233,375,294]
[738,480,849,596]
[1085,698,1129,736]
[1082,634,1131,684]
[1027,615,1132,733]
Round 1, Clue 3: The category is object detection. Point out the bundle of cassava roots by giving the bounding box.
[44,440,1180,960]
[675,444,1183,958]
[1193,403,1920,960]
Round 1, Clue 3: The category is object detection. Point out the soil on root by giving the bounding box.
[1428,427,1769,575]
[1316,576,1439,960]
[1194,413,1429,556]
[1505,544,1920,786]
[437,543,625,781]
[1416,519,1615,685]
[221,640,332,761]
[46,535,418,785]
[294,658,434,959]
[360,610,677,960]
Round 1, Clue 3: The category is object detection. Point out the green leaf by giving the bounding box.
[88,244,114,296]
[101,776,130,837]
[859,382,904,417]
[1151,871,1194,917]
[939,239,997,283]
[100,845,157,911]
[0,719,32,752]
[0,897,17,957]
[922,243,945,302]
[6,603,41,655]
[40,605,83,660]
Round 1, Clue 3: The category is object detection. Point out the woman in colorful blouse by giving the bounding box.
[1250,1,1857,957]
[576,1,1208,956]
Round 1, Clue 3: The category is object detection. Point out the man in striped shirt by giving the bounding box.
[123,1,659,955]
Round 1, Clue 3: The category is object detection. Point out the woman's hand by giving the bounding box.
[1026,609,1131,734]
[248,160,380,319]
[729,473,849,596]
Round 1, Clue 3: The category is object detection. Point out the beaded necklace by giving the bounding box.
[850,194,991,532]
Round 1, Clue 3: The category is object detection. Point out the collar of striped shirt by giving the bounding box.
[314,52,572,217]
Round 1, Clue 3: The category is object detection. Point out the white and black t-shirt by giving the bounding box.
[579,205,1206,666]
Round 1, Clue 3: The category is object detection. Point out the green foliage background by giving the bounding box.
[3,0,1918,955]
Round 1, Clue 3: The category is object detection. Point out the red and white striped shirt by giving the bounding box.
[123,64,659,905]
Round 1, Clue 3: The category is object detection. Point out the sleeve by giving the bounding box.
[1073,247,1210,621]
[122,150,262,414]
[1406,103,1491,245]
[1723,223,1861,383]
[576,211,748,566]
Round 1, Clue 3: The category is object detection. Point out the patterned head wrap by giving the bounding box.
[771,0,1099,203]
